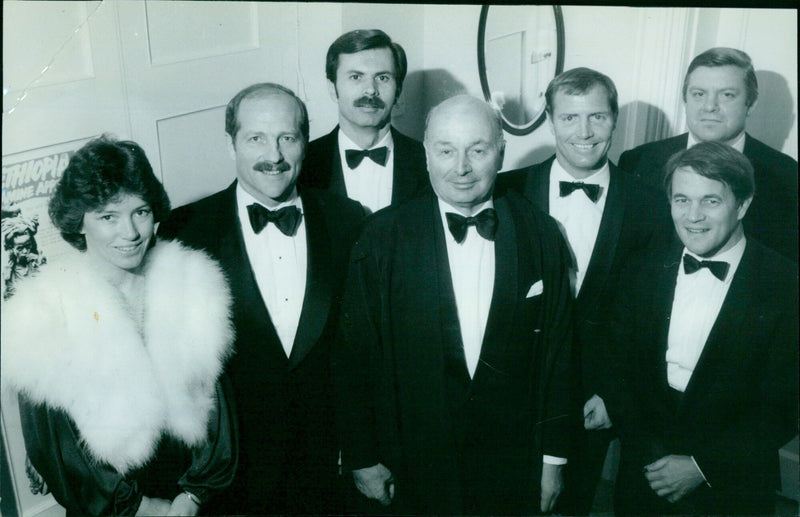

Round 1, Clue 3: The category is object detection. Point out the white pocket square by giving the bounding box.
[526,280,544,298]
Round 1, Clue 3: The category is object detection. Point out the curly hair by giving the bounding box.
[48,135,171,250]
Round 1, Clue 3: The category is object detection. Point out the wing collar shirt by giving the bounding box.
[237,184,307,357]
[338,128,394,214]
[548,158,610,295]
[688,131,746,153]
[666,237,746,392]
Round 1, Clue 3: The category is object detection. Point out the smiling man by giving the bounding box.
[300,29,429,213]
[619,47,798,262]
[607,141,798,515]
[497,67,671,515]
[334,95,574,515]
[158,83,365,514]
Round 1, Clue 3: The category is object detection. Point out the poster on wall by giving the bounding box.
[1,151,74,300]
[1,144,84,517]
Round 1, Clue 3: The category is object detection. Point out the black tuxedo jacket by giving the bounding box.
[333,191,574,514]
[619,132,798,262]
[300,125,430,205]
[607,239,798,515]
[158,182,365,514]
[497,157,672,402]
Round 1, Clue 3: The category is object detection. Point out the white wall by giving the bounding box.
[421,5,798,170]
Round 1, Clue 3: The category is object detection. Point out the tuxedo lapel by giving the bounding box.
[326,128,347,198]
[524,159,552,212]
[576,165,625,311]
[428,199,472,394]
[288,191,334,369]
[391,128,421,204]
[680,244,754,405]
[651,248,682,412]
[475,196,519,382]
[217,184,284,359]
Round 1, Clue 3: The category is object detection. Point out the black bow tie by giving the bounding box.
[247,204,302,236]
[683,254,729,281]
[445,209,498,244]
[345,146,389,169]
[559,181,601,202]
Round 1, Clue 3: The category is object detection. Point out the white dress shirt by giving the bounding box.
[548,159,610,295]
[688,131,746,153]
[438,198,495,379]
[237,185,307,357]
[337,129,394,214]
[666,237,746,392]
[438,198,565,465]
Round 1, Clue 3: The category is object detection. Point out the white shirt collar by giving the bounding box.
[236,183,301,212]
[551,158,611,191]
[338,127,394,152]
[687,131,746,153]
[437,197,495,219]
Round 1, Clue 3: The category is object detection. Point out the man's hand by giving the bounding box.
[136,496,172,516]
[583,394,612,430]
[540,462,563,513]
[353,463,394,506]
[167,492,200,516]
[644,455,704,503]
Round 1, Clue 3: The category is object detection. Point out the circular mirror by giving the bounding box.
[478,5,564,136]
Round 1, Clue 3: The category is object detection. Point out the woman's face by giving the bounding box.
[81,193,154,274]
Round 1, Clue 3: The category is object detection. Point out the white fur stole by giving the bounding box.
[1,239,233,474]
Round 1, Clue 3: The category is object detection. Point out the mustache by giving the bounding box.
[253,161,291,173]
[353,96,386,109]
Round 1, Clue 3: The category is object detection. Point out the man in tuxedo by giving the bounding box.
[607,141,798,515]
[300,29,429,213]
[497,67,671,515]
[158,83,365,514]
[333,95,574,515]
[619,47,798,262]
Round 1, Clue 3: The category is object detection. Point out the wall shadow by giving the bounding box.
[506,144,556,172]
[748,70,795,153]
[609,101,673,164]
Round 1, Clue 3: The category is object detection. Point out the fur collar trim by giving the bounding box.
[1,239,233,474]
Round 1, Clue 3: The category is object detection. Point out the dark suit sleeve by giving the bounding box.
[538,217,575,460]
[600,257,664,459]
[178,374,238,505]
[332,227,384,471]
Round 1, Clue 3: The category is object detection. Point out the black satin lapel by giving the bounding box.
[577,168,624,311]
[652,249,682,409]
[680,246,753,405]
[432,199,472,393]
[328,132,348,198]
[526,160,551,212]
[223,196,284,358]
[391,130,416,204]
[476,197,518,379]
[288,193,333,369]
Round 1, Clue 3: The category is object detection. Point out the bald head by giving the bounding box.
[425,95,504,147]
[423,95,506,215]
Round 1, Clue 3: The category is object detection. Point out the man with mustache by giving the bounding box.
[619,47,798,263]
[159,83,365,514]
[300,29,429,213]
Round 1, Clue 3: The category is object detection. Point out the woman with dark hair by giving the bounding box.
[1,136,237,516]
